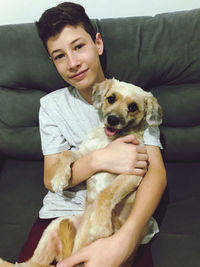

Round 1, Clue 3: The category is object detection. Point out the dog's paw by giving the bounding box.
[51,165,71,193]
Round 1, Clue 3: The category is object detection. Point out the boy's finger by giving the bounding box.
[57,251,86,267]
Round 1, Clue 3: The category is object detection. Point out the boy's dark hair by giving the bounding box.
[36,2,96,50]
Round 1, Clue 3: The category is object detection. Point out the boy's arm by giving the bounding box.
[44,135,148,191]
[43,151,98,192]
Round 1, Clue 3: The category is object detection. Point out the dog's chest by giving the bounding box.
[86,172,116,204]
[79,124,110,154]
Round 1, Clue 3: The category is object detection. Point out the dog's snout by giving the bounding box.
[107,115,120,126]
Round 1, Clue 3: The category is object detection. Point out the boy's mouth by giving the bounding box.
[70,69,88,80]
[104,126,118,136]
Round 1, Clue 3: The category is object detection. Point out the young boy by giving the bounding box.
[18,2,166,267]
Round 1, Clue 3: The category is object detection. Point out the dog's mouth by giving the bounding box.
[104,117,137,137]
[104,126,118,136]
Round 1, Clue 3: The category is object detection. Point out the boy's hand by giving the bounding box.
[96,135,149,176]
[56,232,136,267]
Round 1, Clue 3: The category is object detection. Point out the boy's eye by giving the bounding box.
[53,54,65,61]
[128,102,138,112]
[75,43,84,50]
[107,94,116,104]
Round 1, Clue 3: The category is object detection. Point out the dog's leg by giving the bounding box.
[51,150,81,193]
[72,204,95,253]
[88,175,142,241]
[28,217,76,265]
[72,176,141,252]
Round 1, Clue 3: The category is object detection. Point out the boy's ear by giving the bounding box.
[145,94,163,127]
[95,33,104,55]
[92,79,112,109]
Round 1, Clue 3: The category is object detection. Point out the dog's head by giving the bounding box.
[92,78,162,137]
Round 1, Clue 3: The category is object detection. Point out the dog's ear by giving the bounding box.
[92,79,114,109]
[145,94,162,127]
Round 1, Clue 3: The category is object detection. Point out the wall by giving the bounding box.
[0,0,199,25]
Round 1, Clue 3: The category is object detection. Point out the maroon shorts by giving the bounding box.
[18,217,153,267]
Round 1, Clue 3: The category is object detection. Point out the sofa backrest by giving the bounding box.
[0,9,200,160]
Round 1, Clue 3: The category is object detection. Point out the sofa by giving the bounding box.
[0,8,200,267]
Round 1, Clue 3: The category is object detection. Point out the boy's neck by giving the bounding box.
[78,76,106,104]
[78,88,93,104]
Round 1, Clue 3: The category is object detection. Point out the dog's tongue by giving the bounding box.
[105,127,118,136]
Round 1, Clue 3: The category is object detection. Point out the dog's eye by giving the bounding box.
[128,102,138,112]
[107,94,116,104]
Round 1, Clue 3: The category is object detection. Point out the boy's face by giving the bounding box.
[47,25,105,95]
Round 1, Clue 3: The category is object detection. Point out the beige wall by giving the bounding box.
[0,0,199,25]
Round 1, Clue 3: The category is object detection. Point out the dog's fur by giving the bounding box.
[1,78,162,267]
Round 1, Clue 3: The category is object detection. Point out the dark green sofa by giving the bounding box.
[0,8,200,267]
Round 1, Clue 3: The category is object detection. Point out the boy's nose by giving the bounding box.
[67,53,80,70]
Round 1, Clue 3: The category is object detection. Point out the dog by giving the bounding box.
[0,78,162,266]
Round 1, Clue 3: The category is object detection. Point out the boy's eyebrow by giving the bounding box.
[71,37,83,44]
[50,37,84,57]
[50,49,62,57]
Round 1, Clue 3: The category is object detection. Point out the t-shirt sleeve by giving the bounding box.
[39,98,71,155]
[143,126,163,149]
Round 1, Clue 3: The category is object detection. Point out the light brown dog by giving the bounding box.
[1,78,162,266]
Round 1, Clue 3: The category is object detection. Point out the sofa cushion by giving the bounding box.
[152,162,200,267]
[0,158,47,262]
[99,9,200,87]
[0,23,66,92]
[151,84,200,161]
[0,88,46,159]
[0,9,200,161]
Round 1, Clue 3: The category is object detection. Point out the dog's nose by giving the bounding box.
[107,115,120,126]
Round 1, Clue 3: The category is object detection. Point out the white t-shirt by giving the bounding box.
[39,86,162,243]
